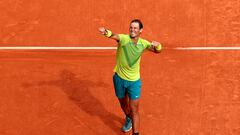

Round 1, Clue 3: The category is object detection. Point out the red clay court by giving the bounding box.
[0,0,240,135]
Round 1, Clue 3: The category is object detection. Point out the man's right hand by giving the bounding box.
[98,27,120,41]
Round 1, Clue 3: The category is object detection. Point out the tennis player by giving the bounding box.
[99,19,162,135]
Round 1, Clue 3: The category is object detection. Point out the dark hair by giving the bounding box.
[131,19,143,29]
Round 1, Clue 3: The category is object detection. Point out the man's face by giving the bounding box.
[129,22,142,38]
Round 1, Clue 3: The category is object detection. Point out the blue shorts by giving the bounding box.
[113,73,142,100]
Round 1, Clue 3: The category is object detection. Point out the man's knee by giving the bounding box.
[130,99,140,114]
[131,107,139,115]
[118,96,130,109]
[120,102,128,110]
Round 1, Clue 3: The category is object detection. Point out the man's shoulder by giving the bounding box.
[118,34,131,44]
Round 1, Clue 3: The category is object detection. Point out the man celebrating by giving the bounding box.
[99,19,162,135]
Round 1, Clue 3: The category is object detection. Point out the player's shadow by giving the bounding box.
[25,70,123,134]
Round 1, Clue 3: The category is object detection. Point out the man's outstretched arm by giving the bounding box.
[98,27,120,42]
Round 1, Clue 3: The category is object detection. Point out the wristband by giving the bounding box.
[155,44,162,51]
[105,30,112,38]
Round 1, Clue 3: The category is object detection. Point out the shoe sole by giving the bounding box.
[122,126,132,133]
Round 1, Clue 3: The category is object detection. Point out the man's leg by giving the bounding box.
[113,73,132,132]
[129,98,140,134]
[118,95,133,132]
[118,94,131,117]
[128,79,141,134]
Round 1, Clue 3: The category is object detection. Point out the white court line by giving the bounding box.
[0,46,240,50]
[174,47,240,50]
[0,47,117,50]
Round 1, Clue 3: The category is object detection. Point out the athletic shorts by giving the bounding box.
[113,73,142,100]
